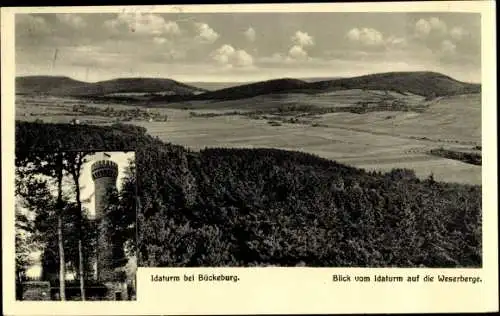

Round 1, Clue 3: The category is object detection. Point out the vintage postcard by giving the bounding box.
[2,1,498,314]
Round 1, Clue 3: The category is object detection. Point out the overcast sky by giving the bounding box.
[15,12,481,83]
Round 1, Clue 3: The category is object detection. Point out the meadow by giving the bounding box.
[15,90,482,185]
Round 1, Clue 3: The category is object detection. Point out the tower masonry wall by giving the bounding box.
[91,160,119,283]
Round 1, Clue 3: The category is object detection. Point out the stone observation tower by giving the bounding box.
[91,157,119,283]
[91,155,131,300]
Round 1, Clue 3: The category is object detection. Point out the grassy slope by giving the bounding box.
[15,121,482,268]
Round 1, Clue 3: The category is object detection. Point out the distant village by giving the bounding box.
[71,104,168,123]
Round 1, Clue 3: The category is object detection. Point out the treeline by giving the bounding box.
[429,148,482,166]
[15,121,482,268]
[15,122,158,152]
[188,100,424,120]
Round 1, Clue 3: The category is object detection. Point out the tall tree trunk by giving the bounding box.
[56,153,66,301]
[57,215,66,300]
[77,240,85,300]
[72,154,86,301]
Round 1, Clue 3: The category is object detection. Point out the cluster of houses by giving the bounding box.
[71,104,168,123]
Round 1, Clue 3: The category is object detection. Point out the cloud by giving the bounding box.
[429,17,448,34]
[212,44,235,64]
[450,26,467,41]
[440,39,457,55]
[259,53,287,64]
[415,19,431,38]
[16,14,51,36]
[436,39,477,66]
[153,37,168,45]
[414,17,447,39]
[104,13,180,37]
[288,45,309,61]
[412,17,476,62]
[67,45,102,54]
[56,14,87,29]
[166,49,186,61]
[385,36,407,48]
[291,31,314,47]
[244,27,256,42]
[260,50,315,66]
[211,44,253,67]
[346,28,384,46]
[232,50,254,67]
[278,30,315,62]
[195,23,219,44]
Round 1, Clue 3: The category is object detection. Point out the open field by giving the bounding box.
[132,115,481,185]
[316,93,481,143]
[149,89,428,111]
[15,91,482,185]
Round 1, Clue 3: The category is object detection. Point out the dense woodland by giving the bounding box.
[16,121,482,268]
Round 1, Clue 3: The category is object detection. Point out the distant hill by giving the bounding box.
[16,76,206,97]
[186,71,480,101]
[16,76,87,95]
[184,78,311,101]
[17,71,481,102]
[187,77,343,91]
[186,82,255,91]
[308,72,481,99]
[299,76,343,82]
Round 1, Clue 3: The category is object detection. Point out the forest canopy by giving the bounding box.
[15,121,482,268]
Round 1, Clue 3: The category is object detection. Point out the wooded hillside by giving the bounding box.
[15,121,482,267]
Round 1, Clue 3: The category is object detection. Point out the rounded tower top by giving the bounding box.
[91,160,119,180]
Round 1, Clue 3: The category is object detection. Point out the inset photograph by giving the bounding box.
[15,150,137,301]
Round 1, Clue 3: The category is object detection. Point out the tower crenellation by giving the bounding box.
[91,160,119,180]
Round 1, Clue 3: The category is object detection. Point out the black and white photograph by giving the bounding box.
[14,9,483,271]
[15,150,137,301]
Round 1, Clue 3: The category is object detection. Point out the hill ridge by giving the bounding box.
[16,71,480,100]
[192,71,480,101]
[16,75,206,96]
